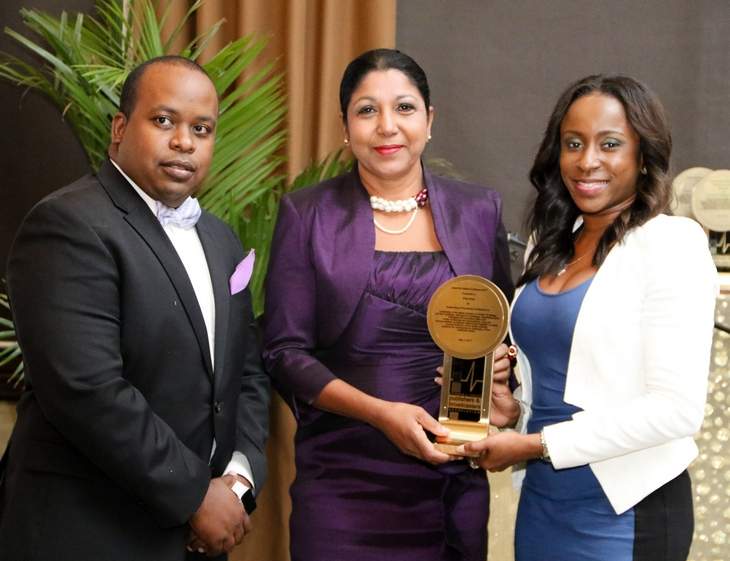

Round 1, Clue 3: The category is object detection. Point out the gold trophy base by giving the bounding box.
[434,421,490,457]
[434,441,479,457]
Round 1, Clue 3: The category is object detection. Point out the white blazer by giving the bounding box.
[512,214,718,514]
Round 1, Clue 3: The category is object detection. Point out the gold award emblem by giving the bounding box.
[427,275,509,455]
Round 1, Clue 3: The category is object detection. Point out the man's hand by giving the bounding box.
[188,477,247,556]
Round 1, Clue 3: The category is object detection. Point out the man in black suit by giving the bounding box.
[0,56,269,560]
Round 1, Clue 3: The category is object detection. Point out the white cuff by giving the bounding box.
[229,479,248,500]
[224,451,255,491]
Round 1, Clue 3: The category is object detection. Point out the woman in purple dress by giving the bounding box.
[263,49,514,561]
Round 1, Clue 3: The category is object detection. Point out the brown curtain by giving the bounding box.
[160,2,396,559]
[162,0,396,179]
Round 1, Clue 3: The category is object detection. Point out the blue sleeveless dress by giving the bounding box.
[511,278,635,561]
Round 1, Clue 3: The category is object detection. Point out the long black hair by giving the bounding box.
[519,74,672,286]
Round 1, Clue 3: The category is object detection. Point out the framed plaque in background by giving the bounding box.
[691,170,730,288]
[671,166,711,219]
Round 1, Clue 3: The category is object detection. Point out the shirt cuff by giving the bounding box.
[224,452,255,491]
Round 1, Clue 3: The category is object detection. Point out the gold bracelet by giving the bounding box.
[539,428,551,462]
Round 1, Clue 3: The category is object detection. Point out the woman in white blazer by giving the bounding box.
[460,75,717,561]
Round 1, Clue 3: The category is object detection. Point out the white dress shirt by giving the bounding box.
[110,159,254,490]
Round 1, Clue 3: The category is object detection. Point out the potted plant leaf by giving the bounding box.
[0,0,351,385]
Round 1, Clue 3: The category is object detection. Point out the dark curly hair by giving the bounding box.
[519,74,672,286]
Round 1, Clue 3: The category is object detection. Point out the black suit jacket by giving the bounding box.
[0,161,269,561]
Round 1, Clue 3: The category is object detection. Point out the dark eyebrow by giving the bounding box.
[353,94,418,105]
[151,105,179,115]
[151,105,217,124]
[352,96,377,104]
[561,129,626,137]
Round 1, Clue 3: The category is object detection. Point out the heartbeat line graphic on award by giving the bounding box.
[462,361,481,393]
[427,275,509,455]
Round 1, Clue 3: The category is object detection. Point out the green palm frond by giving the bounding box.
[0,0,238,169]
[237,150,353,316]
[289,148,353,192]
[0,290,23,386]
[0,0,352,384]
[198,38,288,222]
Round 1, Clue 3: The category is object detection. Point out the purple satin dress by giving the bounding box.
[290,251,489,561]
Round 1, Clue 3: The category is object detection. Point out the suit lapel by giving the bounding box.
[97,161,214,376]
[196,215,230,383]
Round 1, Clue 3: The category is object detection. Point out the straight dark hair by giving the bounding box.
[519,74,672,286]
[339,48,430,120]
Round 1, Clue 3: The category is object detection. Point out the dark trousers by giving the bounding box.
[634,470,694,561]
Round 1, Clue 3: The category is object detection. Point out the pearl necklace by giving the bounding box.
[373,208,419,235]
[369,187,428,235]
[369,187,429,213]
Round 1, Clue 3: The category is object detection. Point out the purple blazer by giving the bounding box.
[262,166,513,413]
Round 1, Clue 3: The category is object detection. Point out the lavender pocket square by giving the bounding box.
[229,249,255,295]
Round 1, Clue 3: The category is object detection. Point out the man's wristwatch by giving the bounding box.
[230,480,257,514]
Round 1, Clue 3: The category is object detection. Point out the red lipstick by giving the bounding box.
[374,145,403,156]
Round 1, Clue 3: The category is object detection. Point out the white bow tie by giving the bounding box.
[156,197,201,229]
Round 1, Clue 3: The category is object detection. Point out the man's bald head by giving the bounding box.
[119,56,214,118]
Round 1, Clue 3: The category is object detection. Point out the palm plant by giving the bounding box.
[0,290,22,386]
[0,0,351,384]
